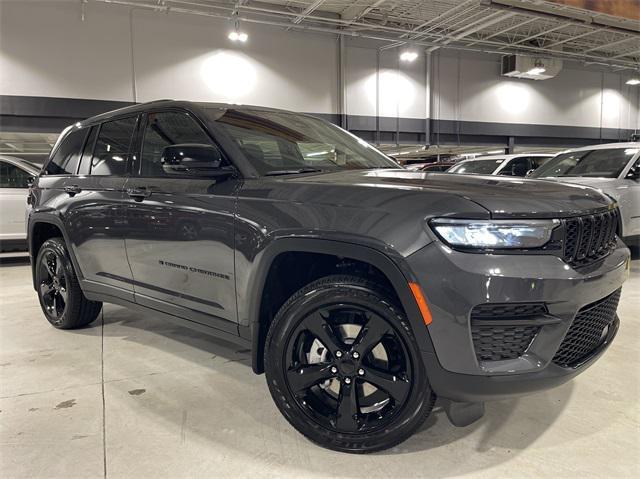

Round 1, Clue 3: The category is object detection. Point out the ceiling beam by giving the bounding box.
[427,11,517,53]
[291,0,325,25]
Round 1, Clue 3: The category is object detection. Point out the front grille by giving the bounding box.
[470,302,547,362]
[563,209,619,268]
[552,289,621,367]
[471,324,540,361]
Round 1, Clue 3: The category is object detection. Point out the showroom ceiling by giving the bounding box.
[92,0,640,71]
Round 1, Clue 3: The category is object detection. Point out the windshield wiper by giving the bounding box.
[264,167,323,176]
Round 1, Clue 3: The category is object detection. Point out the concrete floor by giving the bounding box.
[1,252,638,479]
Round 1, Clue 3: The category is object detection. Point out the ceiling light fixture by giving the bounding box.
[400,51,419,62]
[626,78,640,86]
[228,11,248,43]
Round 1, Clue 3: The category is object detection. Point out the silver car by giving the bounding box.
[447,153,554,176]
[530,142,640,243]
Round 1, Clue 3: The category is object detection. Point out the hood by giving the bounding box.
[279,169,613,218]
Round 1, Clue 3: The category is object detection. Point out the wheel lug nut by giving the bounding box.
[330,366,338,374]
[335,351,343,358]
[344,377,351,384]
[358,368,365,376]
[352,351,360,359]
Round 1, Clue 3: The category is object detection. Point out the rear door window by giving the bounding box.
[0,161,32,188]
[91,117,138,176]
[45,128,88,175]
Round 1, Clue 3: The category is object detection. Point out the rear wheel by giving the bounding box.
[35,237,102,329]
[264,275,435,453]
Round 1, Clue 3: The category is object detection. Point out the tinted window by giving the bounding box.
[530,156,552,169]
[531,148,638,179]
[498,156,530,176]
[448,159,504,175]
[139,111,215,176]
[206,108,398,175]
[78,126,97,175]
[91,117,137,176]
[0,161,32,188]
[45,128,87,175]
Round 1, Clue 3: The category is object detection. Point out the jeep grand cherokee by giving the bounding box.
[28,100,629,453]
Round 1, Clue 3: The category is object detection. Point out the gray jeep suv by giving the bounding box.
[28,100,630,453]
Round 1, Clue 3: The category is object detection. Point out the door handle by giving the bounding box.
[64,185,81,196]
[127,187,152,201]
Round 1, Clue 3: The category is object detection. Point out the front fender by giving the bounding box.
[244,236,436,374]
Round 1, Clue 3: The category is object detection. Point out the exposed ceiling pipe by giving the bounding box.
[292,0,326,25]
[486,0,640,35]
[90,0,640,70]
[426,11,517,53]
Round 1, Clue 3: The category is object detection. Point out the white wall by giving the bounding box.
[1,0,638,131]
[0,0,339,113]
[430,50,640,129]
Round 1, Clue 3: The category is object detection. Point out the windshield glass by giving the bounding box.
[206,109,399,175]
[447,158,504,175]
[531,148,638,179]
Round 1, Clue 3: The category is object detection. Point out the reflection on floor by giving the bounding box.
[1,252,638,478]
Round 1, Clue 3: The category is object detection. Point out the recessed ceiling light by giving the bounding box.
[626,78,640,86]
[400,51,419,62]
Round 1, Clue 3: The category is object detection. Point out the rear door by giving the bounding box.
[124,109,240,332]
[58,117,139,300]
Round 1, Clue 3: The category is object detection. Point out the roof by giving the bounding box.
[79,100,296,127]
[560,142,640,152]
[459,153,555,162]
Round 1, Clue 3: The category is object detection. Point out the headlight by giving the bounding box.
[430,218,559,249]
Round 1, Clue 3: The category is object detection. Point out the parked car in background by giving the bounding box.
[447,154,553,176]
[530,142,640,244]
[0,155,39,251]
[405,161,456,172]
[420,161,456,172]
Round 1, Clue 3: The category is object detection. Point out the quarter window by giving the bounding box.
[91,117,137,176]
[0,161,32,188]
[45,128,87,175]
[139,111,216,177]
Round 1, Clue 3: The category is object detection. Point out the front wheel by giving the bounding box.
[35,237,102,329]
[264,275,435,453]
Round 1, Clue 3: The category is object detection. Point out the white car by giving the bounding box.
[0,155,40,251]
[447,153,554,176]
[530,142,640,243]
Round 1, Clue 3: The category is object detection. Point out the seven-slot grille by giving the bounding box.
[552,289,621,367]
[563,209,619,268]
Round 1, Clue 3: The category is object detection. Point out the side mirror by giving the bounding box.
[626,165,640,181]
[161,143,228,176]
[525,169,535,177]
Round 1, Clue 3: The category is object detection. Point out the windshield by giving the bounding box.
[531,148,638,179]
[206,109,399,175]
[447,159,504,175]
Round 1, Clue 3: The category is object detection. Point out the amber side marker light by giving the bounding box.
[409,282,433,325]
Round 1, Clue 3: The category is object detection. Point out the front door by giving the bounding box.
[124,110,239,333]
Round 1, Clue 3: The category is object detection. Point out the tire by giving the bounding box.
[264,274,436,453]
[35,237,102,329]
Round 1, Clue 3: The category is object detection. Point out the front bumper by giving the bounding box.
[406,239,629,402]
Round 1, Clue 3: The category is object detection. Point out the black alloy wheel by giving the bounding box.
[265,275,435,453]
[38,248,68,321]
[35,237,102,329]
[286,304,413,434]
